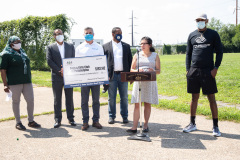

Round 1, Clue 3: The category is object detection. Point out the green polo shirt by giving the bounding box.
[0,53,32,85]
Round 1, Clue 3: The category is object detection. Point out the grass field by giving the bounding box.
[30,70,81,92]
[115,53,240,122]
[151,53,240,122]
[1,53,240,122]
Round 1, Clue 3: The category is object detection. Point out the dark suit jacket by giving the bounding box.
[46,42,75,82]
[103,41,132,80]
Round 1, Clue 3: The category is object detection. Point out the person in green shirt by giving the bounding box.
[0,36,41,130]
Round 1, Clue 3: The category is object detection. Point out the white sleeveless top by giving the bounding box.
[131,52,159,104]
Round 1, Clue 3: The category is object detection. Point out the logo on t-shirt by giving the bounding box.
[195,36,206,43]
[193,36,210,49]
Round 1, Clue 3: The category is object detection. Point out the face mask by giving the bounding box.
[12,43,21,50]
[115,34,122,41]
[85,34,94,41]
[56,35,64,42]
[197,21,206,29]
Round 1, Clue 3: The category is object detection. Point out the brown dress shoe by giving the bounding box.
[92,122,102,129]
[81,123,89,130]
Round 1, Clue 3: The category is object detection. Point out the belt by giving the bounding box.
[114,71,122,74]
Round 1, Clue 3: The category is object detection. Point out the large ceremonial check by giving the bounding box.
[62,55,109,88]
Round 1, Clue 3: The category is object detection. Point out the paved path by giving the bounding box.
[0,85,108,119]
[0,85,240,160]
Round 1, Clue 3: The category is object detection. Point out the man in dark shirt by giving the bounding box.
[183,14,223,137]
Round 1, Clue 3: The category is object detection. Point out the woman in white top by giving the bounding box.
[127,37,161,133]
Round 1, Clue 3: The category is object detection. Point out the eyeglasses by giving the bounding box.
[140,43,149,45]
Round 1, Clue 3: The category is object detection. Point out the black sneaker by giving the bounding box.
[16,123,26,130]
[126,129,137,133]
[28,121,41,128]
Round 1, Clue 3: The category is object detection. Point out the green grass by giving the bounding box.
[31,70,81,92]
[155,53,240,103]
[155,53,240,122]
[31,70,52,87]
[1,53,240,122]
[103,53,240,122]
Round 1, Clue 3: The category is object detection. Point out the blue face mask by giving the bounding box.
[85,34,93,41]
[115,34,122,41]
[197,21,206,29]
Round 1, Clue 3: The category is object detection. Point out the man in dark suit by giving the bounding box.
[103,27,132,124]
[46,29,76,128]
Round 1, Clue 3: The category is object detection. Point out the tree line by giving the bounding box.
[0,14,73,70]
[162,17,240,55]
[208,17,240,53]
[1,15,239,70]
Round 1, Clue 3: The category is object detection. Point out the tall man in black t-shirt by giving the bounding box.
[183,14,223,137]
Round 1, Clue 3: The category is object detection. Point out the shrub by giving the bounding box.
[163,44,171,55]
[0,14,74,71]
[176,45,187,54]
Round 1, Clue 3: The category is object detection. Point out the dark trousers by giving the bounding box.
[81,85,100,123]
[52,81,74,122]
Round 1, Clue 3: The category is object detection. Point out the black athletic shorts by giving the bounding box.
[187,67,218,95]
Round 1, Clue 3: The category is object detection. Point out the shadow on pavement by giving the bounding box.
[197,129,240,140]
[21,121,240,150]
[23,127,72,138]
[80,121,240,150]
[149,122,240,149]
[149,123,214,149]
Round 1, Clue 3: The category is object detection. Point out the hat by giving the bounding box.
[196,13,208,20]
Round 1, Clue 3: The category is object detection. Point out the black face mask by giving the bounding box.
[115,34,122,41]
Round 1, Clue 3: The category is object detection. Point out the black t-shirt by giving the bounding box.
[186,28,223,71]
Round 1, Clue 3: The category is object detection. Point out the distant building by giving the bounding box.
[70,39,104,48]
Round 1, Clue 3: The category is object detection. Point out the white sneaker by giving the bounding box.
[213,126,221,137]
[183,123,197,133]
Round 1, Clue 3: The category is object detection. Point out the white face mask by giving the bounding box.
[56,35,64,42]
[197,21,206,29]
[12,43,21,50]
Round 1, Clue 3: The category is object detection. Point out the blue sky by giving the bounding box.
[0,0,236,45]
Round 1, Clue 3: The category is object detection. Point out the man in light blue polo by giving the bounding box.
[75,27,104,130]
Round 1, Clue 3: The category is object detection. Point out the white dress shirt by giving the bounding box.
[112,40,123,71]
[75,41,104,57]
[57,42,65,59]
